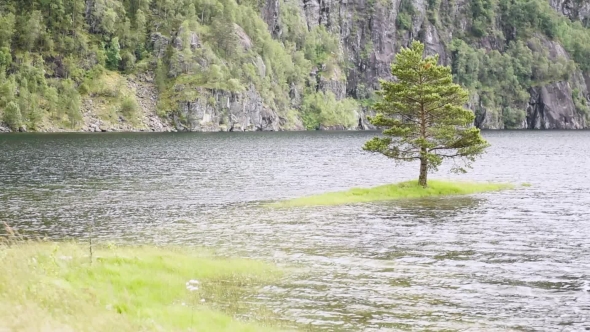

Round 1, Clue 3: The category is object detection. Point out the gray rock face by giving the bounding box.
[150,32,170,59]
[263,0,281,37]
[358,108,377,130]
[318,76,347,100]
[177,87,281,132]
[550,0,590,22]
[524,37,589,129]
[469,93,503,130]
[343,0,400,94]
[527,81,585,129]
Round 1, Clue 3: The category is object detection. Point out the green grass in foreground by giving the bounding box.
[271,180,514,208]
[0,242,286,332]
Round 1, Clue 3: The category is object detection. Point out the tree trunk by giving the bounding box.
[419,154,428,188]
[418,90,428,188]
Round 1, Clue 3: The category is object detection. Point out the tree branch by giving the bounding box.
[425,96,462,114]
[433,152,465,158]
[428,146,454,151]
[389,156,421,161]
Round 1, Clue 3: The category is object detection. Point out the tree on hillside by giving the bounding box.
[3,101,22,131]
[363,41,489,187]
[105,37,122,70]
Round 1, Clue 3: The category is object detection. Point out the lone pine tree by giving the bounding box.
[363,41,489,187]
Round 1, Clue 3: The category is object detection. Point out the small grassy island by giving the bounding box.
[0,242,285,332]
[272,180,514,208]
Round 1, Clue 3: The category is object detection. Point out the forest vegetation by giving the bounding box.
[0,0,590,131]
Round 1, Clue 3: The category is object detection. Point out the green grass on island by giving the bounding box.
[0,241,287,332]
[271,180,514,208]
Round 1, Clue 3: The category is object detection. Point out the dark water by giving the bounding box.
[1,131,590,331]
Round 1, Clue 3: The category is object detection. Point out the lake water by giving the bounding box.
[1,130,589,331]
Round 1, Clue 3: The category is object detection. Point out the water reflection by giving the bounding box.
[375,196,484,219]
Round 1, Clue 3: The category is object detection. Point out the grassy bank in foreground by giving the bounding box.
[0,242,285,332]
[271,180,514,208]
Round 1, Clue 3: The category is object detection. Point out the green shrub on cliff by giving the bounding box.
[120,96,139,119]
[301,91,359,130]
[2,101,22,131]
[61,80,83,128]
[105,38,123,71]
[396,0,415,31]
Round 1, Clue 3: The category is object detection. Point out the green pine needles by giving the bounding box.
[364,41,489,187]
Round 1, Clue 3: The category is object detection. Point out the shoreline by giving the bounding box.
[0,241,286,331]
[2,127,590,134]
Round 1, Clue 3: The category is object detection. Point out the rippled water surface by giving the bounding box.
[1,131,590,331]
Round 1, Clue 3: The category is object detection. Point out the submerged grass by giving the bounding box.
[271,180,514,208]
[0,241,286,332]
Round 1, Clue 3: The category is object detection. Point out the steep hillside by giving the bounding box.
[1,0,589,132]
[271,0,590,129]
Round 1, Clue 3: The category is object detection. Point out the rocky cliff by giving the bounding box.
[249,0,588,130]
[161,0,590,131]
[1,0,589,132]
